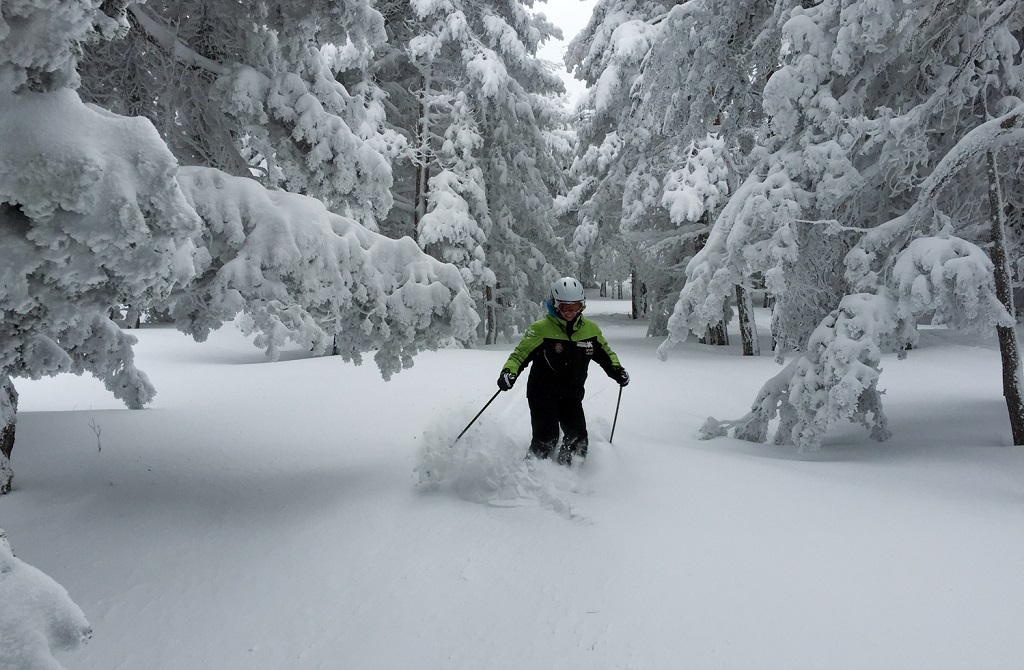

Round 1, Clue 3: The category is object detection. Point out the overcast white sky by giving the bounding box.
[532,0,599,104]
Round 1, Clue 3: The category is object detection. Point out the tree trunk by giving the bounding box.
[693,229,726,344]
[630,265,640,319]
[125,306,141,329]
[703,322,728,345]
[735,284,760,356]
[414,73,432,226]
[1,376,17,494]
[987,150,1024,445]
[484,284,496,345]
[699,294,730,346]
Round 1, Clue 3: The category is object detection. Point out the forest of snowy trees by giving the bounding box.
[5,0,1024,482]
[569,0,1024,451]
[4,0,1024,663]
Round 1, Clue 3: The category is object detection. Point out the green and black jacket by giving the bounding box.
[502,305,621,397]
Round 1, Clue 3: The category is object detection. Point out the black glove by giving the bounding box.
[612,366,629,387]
[497,369,517,391]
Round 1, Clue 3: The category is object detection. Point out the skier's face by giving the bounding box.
[556,300,583,320]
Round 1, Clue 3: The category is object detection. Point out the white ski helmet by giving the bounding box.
[550,277,585,303]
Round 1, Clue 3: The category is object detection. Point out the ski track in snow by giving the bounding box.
[414,412,597,522]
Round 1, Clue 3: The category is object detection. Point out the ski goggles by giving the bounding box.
[555,300,584,318]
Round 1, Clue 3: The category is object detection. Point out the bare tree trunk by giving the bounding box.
[1,376,16,494]
[735,284,760,356]
[987,150,1024,445]
[630,265,640,319]
[703,323,728,345]
[693,230,727,344]
[125,306,141,329]
[484,285,496,345]
[414,73,432,226]
[698,295,730,346]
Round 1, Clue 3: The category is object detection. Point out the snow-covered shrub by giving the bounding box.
[698,359,800,445]
[785,292,907,451]
[784,233,1010,451]
[697,292,907,452]
[0,529,92,670]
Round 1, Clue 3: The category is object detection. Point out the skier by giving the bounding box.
[496,277,629,465]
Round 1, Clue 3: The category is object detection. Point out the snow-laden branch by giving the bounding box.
[0,88,200,405]
[127,5,232,76]
[702,232,1011,451]
[920,104,1024,203]
[847,102,1024,291]
[893,234,1014,329]
[942,0,1022,98]
[172,167,479,378]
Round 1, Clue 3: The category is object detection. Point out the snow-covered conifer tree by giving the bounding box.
[378,0,573,342]
[565,0,774,338]
[414,93,496,309]
[1,0,480,496]
[77,0,401,227]
[617,0,781,342]
[562,0,666,322]
[676,0,1024,449]
[0,0,201,492]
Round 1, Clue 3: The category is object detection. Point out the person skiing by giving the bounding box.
[496,277,629,465]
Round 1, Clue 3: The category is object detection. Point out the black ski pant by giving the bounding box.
[527,389,588,463]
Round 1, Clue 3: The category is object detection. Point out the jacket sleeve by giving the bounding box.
[502,324,545,375]
[593,328,622,376]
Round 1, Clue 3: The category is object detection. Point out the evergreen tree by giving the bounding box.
[674,0,1024,449]
[0,0,477,493]
[77,0,400,227]
[565,0,773,337]
[562,0,666,323]
[0,0,201,493]
[378,0,574,342]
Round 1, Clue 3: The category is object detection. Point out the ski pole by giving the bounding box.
[609,386,623,443]
[455,390,502,442]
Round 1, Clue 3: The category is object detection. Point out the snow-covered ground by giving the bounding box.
[4,296,1024,669]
